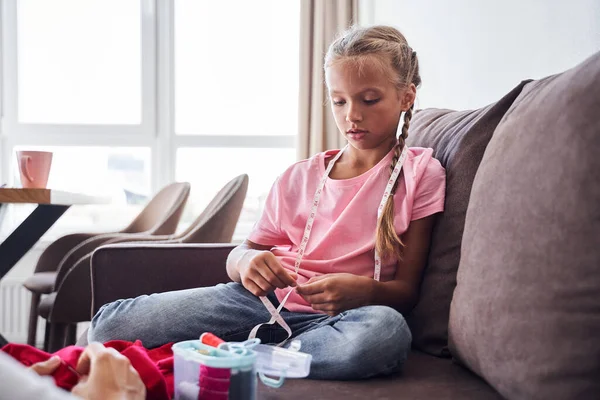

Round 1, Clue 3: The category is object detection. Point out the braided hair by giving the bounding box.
[325,26,421,261]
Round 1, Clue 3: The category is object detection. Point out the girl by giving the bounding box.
[88,25,446,380]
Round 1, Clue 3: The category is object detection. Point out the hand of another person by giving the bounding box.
[71,342,146,400]
[239,250,297,297]
[28,355,62,376]
[295,273,375,316]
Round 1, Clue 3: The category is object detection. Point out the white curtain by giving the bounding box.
[297,0,358,160]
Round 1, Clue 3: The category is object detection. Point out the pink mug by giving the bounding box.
[16,151,53,189]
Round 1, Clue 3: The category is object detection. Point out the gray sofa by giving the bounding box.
[84,51,600,399]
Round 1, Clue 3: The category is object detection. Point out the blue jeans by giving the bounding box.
[88,282,411,380]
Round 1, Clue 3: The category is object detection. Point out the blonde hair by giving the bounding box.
[324,25,421,261]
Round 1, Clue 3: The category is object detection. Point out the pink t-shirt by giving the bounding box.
[247,146,446,313]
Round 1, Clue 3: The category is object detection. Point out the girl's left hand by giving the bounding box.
[295,273,375,316]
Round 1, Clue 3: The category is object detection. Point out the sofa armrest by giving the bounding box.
[34,232,99,273]
[90,243,236,314]
[57,232,171,283]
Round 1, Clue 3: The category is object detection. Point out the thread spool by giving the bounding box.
[200,332,225,348]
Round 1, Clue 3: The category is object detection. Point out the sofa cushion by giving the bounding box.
[259,350,502,400]
[404,81,529,357]
[448,51,600,399]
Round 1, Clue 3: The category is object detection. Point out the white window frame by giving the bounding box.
[0,0,5,187]
[0,0,296,238]
[1,0,157,140]
[160,0,295,184]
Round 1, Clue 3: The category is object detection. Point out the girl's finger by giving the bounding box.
[253,272,276,293]
[306,275,328,284]
[247,268,275,293]
[265,258,297,287]
[295,280,326,295]
[259,261,288,289]
[299,292,330,304]
[243,279,267,297]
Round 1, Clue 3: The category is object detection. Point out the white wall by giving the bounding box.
[361,0,600,110]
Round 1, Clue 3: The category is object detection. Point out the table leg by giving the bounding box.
[0,204,69,280]
[0,204,69,346]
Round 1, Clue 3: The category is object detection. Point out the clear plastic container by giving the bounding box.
[172,338,313,399]
[252,344,312,379]
[173,340,257,400]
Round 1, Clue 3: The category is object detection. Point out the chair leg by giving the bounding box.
[27,293,41,347]
[43,321,50,352]
[47,322,67,353]
[65,324,77,346]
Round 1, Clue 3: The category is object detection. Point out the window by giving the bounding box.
[17,0,142,125]
[172,0,299,237]
[0,0,300,242]
[175,0,299,136]
[176,147,295,241]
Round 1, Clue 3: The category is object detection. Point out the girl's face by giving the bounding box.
[326,56,415,151]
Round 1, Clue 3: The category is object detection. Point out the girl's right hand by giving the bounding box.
[239,251,297,296]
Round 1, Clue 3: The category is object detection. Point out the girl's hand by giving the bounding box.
[239,251,298,297]
[295,273,375,315]
[71,342,146,400]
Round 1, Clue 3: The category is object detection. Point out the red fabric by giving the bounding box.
[2,340,174,400]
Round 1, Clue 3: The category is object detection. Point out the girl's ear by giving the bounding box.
[401,84,417,111]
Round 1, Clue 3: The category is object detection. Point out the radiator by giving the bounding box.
[0,278,89,345]
[0,277,37,344]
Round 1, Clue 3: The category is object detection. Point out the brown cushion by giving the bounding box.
[448,51,600,399]
[404,81,529,357]
[259,350,502,400]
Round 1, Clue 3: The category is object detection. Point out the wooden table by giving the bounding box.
[0,188,109,346]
